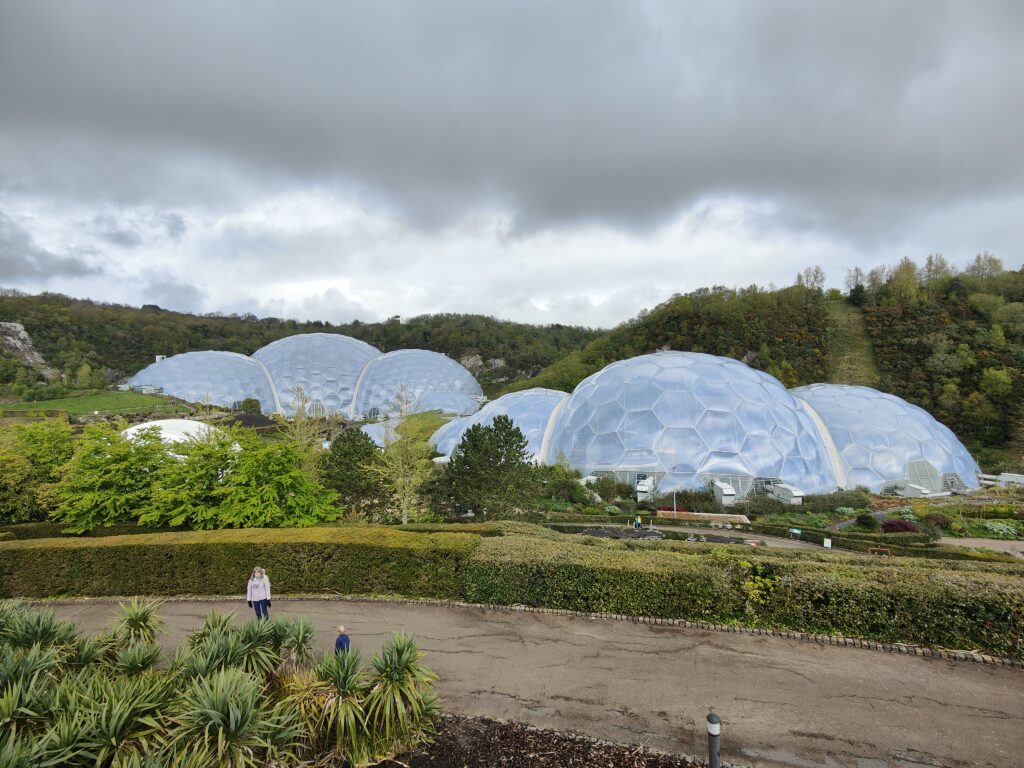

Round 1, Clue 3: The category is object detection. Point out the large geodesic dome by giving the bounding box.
[541,351,840,494]
[432,388,569,461]
[350,349,482,419]
[791,384,980,493]
[122,419,223,446]
[127,352,280,414]
[253,333,380,417]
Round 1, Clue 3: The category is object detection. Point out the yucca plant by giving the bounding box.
[168,667,299,768]
[0,677,59,739]
[235,620,281,680]
[0,644,65,689]
[114,643,162,676]
[68,634,112,669]
[281,617,315,669]
[30,711,91,767]
[363,633,438,754]
[74,672,176,766]
[5,609,78,650]
[186,610,235,648]
[112,599,166,646]
[0,600,30,638]
[311,649,373,762]
[0,731,59,768]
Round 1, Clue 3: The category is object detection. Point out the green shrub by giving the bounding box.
[0,526,478,599]
[855,513,880,531]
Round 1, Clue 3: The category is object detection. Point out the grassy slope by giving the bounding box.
[2,390,188,416]
[826,301,880,386]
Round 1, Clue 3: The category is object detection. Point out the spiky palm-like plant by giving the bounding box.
[363,632,438,753]
[177,632,247,679]
[168,667,299,768]
[282,617,315,669]
[4,609,78,650]
[312,649,372,762]
[0,644,65,689]
[186,610,235,648]
[113,643,162,676]
[112,599,166,646]
[235,620,281,680]
[75,672,176,766]
[68,635,112,669]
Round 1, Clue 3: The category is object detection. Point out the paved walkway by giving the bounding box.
[940,536,1024,558]
[53,599,1023,768]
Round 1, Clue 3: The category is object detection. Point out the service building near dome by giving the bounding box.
[126,333,982,501]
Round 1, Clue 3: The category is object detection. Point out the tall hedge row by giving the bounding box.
[464,535,1024,656]
[0,526,477,600]
[1,524,1021,656]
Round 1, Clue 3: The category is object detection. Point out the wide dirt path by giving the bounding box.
[54,599,1022,768]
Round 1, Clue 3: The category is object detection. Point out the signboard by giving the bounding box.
[823,538,832,549]
[788,528,802,535]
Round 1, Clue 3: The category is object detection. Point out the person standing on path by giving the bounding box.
[334,625,351,654]
[246,566,271,620]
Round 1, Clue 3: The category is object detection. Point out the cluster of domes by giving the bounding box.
[127,333,483,419]
[430,351,980,495]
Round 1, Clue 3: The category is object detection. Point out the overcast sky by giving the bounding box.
[1,1,1022,328]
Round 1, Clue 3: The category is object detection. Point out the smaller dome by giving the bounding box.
[791,384,980,492]
[350,349,483,419]
[122,419,223,445]
[432,388,568,460]
[127,351,280,413]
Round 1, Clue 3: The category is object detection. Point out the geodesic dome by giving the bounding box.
[432,388,569,460]
[122,419,223,445]
[360,418,401,449]
[790,384,980,492]
[429,415,473,455]
[542,351,839,494]
[253,333,380,417]
[350,349,482,419]
[127,351,280,414]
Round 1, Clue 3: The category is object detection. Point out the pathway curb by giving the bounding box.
[39,593,1024,670]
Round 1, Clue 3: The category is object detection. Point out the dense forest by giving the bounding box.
[0,291,599,395]
[503,283,836,393]
[852,254,1024,458]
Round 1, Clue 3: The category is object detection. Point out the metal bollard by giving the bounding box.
[706,713,721,768]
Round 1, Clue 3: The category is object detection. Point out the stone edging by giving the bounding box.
[40,593,1024,670]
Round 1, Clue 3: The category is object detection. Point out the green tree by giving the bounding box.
[238,398,261,415]
[75,361,93,387]
[363,419,434,525]
[320,428,386,516]
[993,303,1024,339]
[54,423,170,532]
[980,368,1013,401]
[443,415,534,519]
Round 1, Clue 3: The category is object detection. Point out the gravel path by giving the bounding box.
[52,598,1024,768]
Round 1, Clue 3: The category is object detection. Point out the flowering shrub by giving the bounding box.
[882,519,919,533]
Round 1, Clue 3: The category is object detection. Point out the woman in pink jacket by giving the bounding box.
[246,566,272,620]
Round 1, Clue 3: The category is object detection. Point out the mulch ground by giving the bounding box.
[382,715,698,768]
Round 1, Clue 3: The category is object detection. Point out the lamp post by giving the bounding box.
[706,713,721,768]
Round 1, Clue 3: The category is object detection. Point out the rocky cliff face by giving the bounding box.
[0,322,58,381]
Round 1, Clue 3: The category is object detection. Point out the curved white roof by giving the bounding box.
[544,351,839,493]
[791,384,980,492]
[350,349,482,419]
[122,418,223,445]
[127,351,280,413]
[253,333,381,417]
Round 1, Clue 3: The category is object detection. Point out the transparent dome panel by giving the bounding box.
[127,351,280,414]
[791,384,980,493]
[430,388,568,459]
[253,333,380,417]
[544,352,838,494]
[351,349,482,419]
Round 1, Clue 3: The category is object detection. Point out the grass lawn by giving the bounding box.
[2,390,188,416]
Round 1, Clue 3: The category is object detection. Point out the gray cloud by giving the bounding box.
[0,2,1020,325]
[0,212,98,282]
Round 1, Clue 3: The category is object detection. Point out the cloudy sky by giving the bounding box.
[1,2,1021,328]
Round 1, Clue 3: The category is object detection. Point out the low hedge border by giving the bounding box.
[36,594,1024,669]
[0,526,478,600]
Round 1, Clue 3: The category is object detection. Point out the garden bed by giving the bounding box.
[384,715,697,768]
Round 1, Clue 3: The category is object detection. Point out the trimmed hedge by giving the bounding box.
[0,532,12,542]
[0,521,191,540]
[0,526,477,600]
[465,534,1024,656]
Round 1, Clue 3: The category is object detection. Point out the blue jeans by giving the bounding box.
[252,599,269,620]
